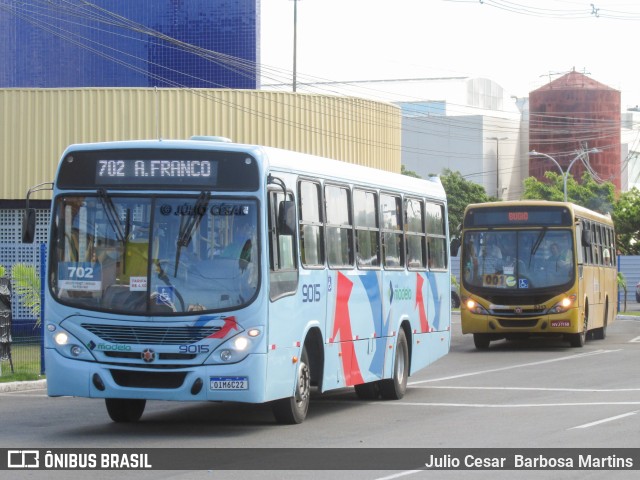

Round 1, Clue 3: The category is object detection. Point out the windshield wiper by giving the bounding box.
[174,191,211,276]
[98,188,125,244]
[529,227,548,267]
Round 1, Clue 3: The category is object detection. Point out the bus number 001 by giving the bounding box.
[483,274,504,286]
[302,283,321,303]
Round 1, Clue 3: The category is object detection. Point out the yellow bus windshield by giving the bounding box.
[462,229,574,291]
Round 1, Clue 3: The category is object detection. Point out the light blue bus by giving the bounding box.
[25,138,452,423]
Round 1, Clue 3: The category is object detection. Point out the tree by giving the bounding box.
[11,264,41,326]
[401,164,421,178]
[522,171,615,214]
[440,169,493,239]
[612,187,640,255]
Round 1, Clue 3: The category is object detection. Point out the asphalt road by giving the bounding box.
[1,313,639,480]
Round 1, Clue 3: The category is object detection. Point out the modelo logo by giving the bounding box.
[394,287,412,301]
[93,343,132,352]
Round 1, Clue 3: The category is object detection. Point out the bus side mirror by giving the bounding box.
[22,208,36,243]
[450,238,461,257]
[581,228,592,247]
[277,200,296,236]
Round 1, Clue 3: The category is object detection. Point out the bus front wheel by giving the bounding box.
[105,398,146,422]
[272,347,311,424]
[473,333,491,350]
[569,305,589,348]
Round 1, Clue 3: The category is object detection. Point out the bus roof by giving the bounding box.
[60,138,446,202]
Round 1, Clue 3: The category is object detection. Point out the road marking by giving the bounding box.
[630,336,640,343]
[570,410,639,429]
[375,470,423,480]
[412,386,640,392]
[382,401,640,408]
[409,349,619,385]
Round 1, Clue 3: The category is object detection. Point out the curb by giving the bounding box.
[0,379,46,393]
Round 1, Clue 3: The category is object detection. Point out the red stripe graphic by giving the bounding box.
[415,274,429,333]
[331,272,365,386]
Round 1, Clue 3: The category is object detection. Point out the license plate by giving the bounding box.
[210,376,248,390]
[551,320,570,328]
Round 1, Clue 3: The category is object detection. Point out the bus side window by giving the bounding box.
[268,190,298,301]
[380,193,403,268]
[404,198,426,270]
[353,188,380,269]
[325,184,354,268]
[426,202,447,270]
[298,180,324,267]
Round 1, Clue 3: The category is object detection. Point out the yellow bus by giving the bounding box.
[459,201,617,349]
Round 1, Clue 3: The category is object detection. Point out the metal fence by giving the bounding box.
[0,242,44,378]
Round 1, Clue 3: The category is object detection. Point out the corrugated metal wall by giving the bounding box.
[0,88,401,200]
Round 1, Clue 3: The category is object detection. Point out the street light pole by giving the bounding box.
[528,148,601,202]
[292,0,298,92]
[487,137,508,199]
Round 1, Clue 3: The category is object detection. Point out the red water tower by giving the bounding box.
[529,70,621,193]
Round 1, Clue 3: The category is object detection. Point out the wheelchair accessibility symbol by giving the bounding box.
[519,278,529,289]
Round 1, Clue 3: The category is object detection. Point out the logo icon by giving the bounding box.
[8,450,39,468]
[141,348,156,363]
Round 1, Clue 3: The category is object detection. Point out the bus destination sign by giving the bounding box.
[96,159,218,185]
[465,207,571,227]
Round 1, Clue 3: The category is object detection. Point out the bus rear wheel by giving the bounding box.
[105,398,146,422]
[272,347,311,424]
[592,300,608,340]
[379,329,409,400]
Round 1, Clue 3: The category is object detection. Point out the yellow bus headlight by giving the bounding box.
[465,298,489,315]
[548,295,576,314]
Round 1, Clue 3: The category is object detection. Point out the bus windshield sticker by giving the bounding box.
[130,276,147,292]
[518,278,529,289]
[58,262,102,292]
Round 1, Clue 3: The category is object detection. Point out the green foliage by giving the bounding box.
[612,187,640,254]
[0,265,4,278]
[401,164,421,178]
[522,171,615,213]
[440,169,493,238]
[11,263,41,325]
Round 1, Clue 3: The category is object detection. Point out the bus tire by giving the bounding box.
[105,398,146,422]
[272,347,311,424]
[473,333,491,350]
[379,329,409,400]
[354,381,380,400]
[569,305,589,348]
[592,299,608,340]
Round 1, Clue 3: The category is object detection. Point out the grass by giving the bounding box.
[0,343,43,382]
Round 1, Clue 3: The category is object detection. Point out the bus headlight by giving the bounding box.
[49,327,96,361]
[208,329,263,364]
[54,332,69,345]
[465,298,489,315]
[548,295,576,314]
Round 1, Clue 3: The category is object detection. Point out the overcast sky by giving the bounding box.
[260,0,640,107]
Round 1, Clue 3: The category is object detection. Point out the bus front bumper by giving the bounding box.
[45,348,269,404]
[461,307,580,335]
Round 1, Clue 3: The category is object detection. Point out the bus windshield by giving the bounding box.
[462,229,574,291]
[51,194,259,314]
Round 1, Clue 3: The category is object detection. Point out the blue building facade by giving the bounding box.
[0,0,259,89]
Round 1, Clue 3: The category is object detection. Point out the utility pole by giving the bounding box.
[292,0,298,92]
[486,137,508,199]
